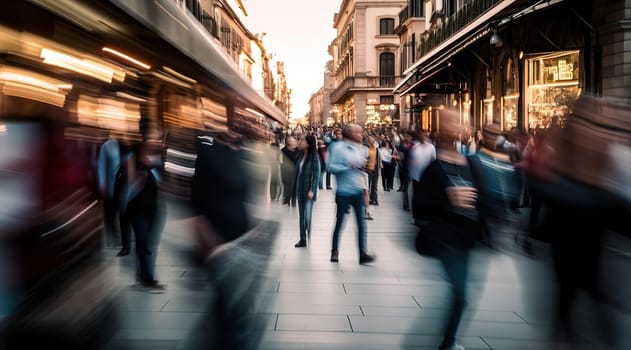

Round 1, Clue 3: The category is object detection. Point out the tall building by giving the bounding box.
[328,0,407,126]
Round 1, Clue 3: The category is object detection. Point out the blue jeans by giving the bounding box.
[298,198,314,242]
[331,192,366,253]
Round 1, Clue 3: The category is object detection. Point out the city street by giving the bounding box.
[102,188,631,350]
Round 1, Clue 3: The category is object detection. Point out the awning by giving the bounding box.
[108,0,287,125]
[394,0,566,95]
[398,62,452,96]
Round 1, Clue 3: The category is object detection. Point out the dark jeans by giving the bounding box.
[104,197,131,249]
[398,163,409,190]
[368,170,379,203]
[325,171,332,188]
[331,192,367,253]
[438,245,469,349]
[128,207,163,283]
[381,162,395,190]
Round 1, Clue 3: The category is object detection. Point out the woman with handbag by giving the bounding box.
[413,111,480,350]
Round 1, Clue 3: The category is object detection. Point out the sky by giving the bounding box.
[241,0,341,119]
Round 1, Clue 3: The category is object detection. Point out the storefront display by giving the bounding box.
[525,50,580,130]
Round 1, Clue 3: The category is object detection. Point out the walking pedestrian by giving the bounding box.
[379,140,397,191]
[365,135,381,206]
[294,134,321,248]
[413,109,480,350]
[121,130,166,292]
[325,129,343,189]
[97,132,132,256]
[190,129,260,350]
[281,136,300,206]
[327,123,376,264]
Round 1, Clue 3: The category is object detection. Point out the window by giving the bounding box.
[411,0,424,17]
[379,52,395,86]
[379,18,395,35]
[445,0,456,18]
[380,96,394,105]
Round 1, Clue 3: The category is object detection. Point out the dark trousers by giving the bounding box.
[127,206,163,284]
[104,197,131,249]
[281,169,297,205]
[325,171,332,188]
[548,204,607,338]
[368,170,379,204]
[331,192,367,253]
[398,163,409,190]
[269,164,281,201]
[438,245,469,349]
[381,162,395,190]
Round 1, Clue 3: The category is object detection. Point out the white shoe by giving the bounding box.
[440,344,465,350]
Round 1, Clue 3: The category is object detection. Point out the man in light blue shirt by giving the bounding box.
[327,123,376,264]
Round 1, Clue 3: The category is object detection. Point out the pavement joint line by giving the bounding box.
[480,336,494,349]
[358,305,365,316]
[513,311,529,323]
[346,314,354,332]
[412,295,423,308]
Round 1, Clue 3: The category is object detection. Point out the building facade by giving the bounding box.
[328,0,407,126]
[174,0,291,123]
[394,0,631,146]
[308,64,336,125]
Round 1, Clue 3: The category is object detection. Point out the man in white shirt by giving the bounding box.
[405,130,436,223]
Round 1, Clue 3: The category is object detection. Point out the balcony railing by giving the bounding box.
[173,0,219,38]
[399,6,409,24]
[398,1,425,28]
[330,75,400,104]
[417,0,503,60]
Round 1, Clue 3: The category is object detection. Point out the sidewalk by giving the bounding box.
[102,187,631,350]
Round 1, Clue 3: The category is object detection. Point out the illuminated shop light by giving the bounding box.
[163,66,196,84]
[40,48,125,83]
[77,94,141,131]
[0,66,70,107]
[103,47,151,70]
[245,107,264,118]
[151,71,193,89]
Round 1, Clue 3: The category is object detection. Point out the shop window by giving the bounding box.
[502,57,518,131]
[481,66,495,125]
[525,50,579,130]
[380,18,395,35]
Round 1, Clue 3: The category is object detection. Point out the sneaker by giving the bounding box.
[116,248,130,257]
[294,240,307,248]
[135,280,166,294]
[365,213,374,220]
[359,252,376,264]
[330,249,339,262]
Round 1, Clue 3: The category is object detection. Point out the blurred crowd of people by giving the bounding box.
[88,91,629,350]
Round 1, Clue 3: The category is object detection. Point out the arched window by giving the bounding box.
[379,52,395,87]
